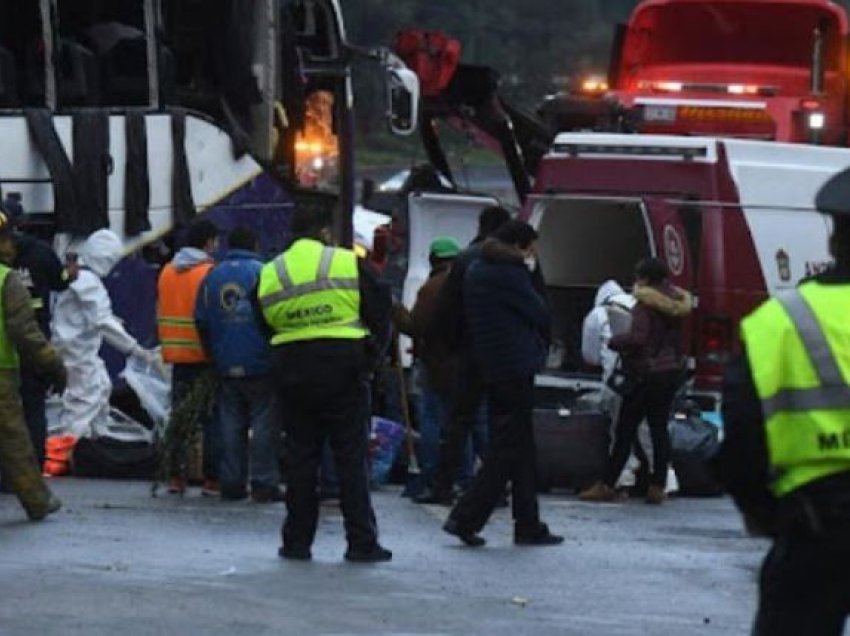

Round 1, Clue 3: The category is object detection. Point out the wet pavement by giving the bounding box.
[1,479,766,635]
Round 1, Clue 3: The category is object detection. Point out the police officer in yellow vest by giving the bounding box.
[719,168,850,635]
[0,215,66,520]
[258,208,392,562]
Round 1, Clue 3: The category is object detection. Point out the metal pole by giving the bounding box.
[145,0,161,107]
[40,0,56,110]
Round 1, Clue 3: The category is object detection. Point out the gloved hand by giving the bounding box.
[47,360,68,396]
[130,345,161,367]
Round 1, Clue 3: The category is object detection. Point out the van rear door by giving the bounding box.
[399,192,500,365]
[529,194,655,372]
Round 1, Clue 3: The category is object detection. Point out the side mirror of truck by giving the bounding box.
[387,67,419,136]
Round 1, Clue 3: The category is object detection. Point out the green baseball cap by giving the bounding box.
[429,236,460,259]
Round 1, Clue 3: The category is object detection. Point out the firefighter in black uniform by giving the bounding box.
[718,168,850,635]
[257,208,393,562]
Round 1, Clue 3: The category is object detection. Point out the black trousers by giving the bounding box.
[21,366,48,469]
[605,370,680,487]
[432,355,485,496]
[755,534,850,635]
[449,375,541,535]
[273,343,379,552]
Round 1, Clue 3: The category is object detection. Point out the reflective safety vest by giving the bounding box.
[741,282,850,497]
[257,238,368,346]
[0,265,19,369]
[157,261,213,364]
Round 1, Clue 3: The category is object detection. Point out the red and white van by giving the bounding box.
[393,132,842,407]
[530,132,840,400]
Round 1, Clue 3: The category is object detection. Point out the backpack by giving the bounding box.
[393,29,462,97]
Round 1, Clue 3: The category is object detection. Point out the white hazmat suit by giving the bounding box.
[52,229,154,439]
[581,280,636,381]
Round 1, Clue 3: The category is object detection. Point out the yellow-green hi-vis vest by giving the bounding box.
[741,282,850,497]
[258,239,368,346]
[0,265,20,369]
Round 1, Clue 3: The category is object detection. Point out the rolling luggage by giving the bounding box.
[534,409,611,492]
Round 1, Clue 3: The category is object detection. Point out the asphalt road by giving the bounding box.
[1,479,767,636]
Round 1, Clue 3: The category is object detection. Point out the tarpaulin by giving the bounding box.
[171,110,196,227]
[72,110,111,233]
[124,112,151,236]
[24,109,80,234]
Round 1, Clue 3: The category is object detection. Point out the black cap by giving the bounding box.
[815,168,850,217]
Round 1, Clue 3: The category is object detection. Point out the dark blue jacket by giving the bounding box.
[464,241,551,383]
[195,250,270,378]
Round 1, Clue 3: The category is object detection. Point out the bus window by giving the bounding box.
[294,90,340,191]
[0,1,44,107]
[56,0,163,107]
[160,0,220,116]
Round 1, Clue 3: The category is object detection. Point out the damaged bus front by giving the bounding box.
[0,0,416,371]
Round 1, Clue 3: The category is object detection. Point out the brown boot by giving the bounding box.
[578,481,616,503]
[645,485,667,505]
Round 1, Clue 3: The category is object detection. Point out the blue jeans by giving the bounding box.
[219,376,280,493]
[418,388,488,489]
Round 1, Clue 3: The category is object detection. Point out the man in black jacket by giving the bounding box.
[416,206,510,505]
[443,221,562,547]
[718,170,850,634]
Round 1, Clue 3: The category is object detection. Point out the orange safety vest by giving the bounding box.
[157,261,213,364]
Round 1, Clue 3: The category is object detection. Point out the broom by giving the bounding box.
[394,333,423,497]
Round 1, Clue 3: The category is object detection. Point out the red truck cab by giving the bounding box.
[609,0,848,144]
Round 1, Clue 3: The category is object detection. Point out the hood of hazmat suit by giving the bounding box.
[51,229,140,438]
[581,280,636,371]
[78,229,125,278]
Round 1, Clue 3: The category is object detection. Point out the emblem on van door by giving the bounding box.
[776,249,791,282]
[663,225,684,276]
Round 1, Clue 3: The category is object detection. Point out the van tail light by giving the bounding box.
[700,315,734,364]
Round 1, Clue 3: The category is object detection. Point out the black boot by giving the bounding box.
[278,545,312,561]
[443,517,486,547]
[344,544,393,563]
[414,487,455,506]
[514,522,564,546]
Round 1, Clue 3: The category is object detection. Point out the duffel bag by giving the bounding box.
[670,414,722,497]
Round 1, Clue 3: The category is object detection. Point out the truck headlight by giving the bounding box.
[808,112,826,130]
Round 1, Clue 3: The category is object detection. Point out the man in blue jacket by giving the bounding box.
[195,227,282,502]
[443,221,563,547]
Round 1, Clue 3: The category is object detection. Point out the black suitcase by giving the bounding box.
[672,453,723,497]
[533,410,611,492]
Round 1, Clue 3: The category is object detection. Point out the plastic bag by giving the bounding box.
[92,408,155,445]
[121,356,171,430]
[370,417,406,485]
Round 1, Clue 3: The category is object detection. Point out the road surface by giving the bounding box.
[1,479,766,635]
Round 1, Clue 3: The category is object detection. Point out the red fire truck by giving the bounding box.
[546,0,850,145]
